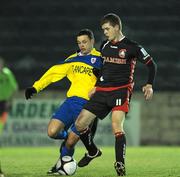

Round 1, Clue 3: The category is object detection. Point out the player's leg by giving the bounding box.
[48,97,87,174]
[76,109,98,154]
[110,87,132,176]
[76,109,102,167]
[47,131,79,175]
[77,91,111,167]
[0,102,8,177]
[47,99,73,140]
[59,115,82,158]
[61,131,79,157]
[47,99,73,174]
[89,117,99,139]
[0,101,8,135]
[75,108,96,131]
[0,112,8,135]
[47,118,68,174]
[47,119,67,139]
[48,128,79,174]
[112,110,126,176]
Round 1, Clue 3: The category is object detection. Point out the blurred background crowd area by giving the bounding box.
[0,0,179,91]
[0,0,180,146]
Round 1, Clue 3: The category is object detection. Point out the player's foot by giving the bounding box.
[47,158,61,175]
[47,164,59,175]
[114,162,126,176]
[78,149,102,167]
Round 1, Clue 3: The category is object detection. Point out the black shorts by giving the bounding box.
[0,100,8,115]
[84,87,132,119]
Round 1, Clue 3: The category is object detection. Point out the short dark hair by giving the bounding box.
[100,13,122,30]
[77,29,94,40]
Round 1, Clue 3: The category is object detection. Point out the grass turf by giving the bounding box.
[0,146,180,177]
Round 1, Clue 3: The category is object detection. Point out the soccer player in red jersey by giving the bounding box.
[75,13,157,176]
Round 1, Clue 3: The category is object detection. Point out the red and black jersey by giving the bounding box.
[96,37,157,88]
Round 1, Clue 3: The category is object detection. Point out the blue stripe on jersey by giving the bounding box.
[59,55,102,69]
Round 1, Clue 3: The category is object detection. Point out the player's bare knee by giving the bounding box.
[47,128,57,138]
[75,119,84,132]
[75,121,81,132]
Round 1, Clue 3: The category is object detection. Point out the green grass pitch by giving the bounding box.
[1,146,180,177]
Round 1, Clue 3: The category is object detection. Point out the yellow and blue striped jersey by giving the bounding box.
[33,48,102,100]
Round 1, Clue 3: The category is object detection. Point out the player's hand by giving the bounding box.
[142,84,153,100]
[25,87,37,100]
[88,87,96,98]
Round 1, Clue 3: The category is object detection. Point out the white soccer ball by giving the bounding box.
[56,156,77,176]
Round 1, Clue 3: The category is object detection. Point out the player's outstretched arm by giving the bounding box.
[142,84,153,100]
[25,87,37,100]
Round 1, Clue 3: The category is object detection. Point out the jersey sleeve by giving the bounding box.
[135,45,157,85]
[135,45,152,64]
[33,63,70,92]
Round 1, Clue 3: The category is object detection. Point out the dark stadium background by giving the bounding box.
[1,2,180,177]
[0,0,179,91]
[0,0,180,146]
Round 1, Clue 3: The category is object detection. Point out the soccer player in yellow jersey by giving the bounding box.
[25,29,102,174]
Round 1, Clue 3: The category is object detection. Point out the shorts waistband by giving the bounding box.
[96,82,134,92]
[67,96,88,103]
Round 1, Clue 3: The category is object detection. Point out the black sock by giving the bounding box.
[115,132,126,165]
[80,128,98,156]
[89,118,98,140]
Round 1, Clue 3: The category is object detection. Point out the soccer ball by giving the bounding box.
[56,156,77,176]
